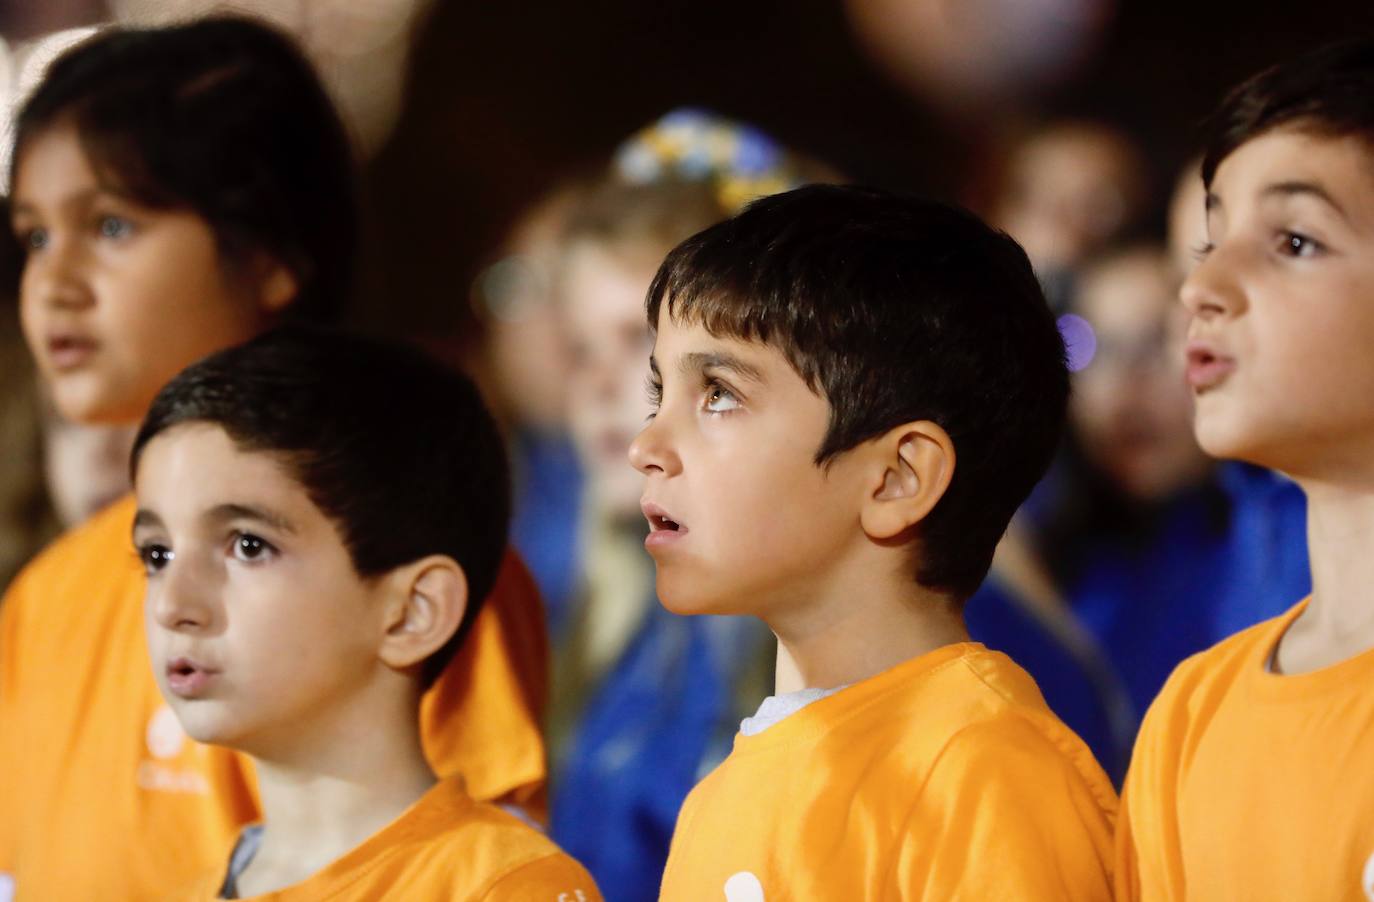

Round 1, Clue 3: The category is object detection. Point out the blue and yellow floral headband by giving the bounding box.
[612,108,806,213]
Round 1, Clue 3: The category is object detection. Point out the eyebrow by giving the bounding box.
[680,351,765,384]
[132,509,164,534]
[1259,180,1352,223]
[10,186,133,223]
[131,502,298,536]
[207,503,298,534]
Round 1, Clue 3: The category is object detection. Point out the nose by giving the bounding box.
[628,412,681,477]
[23,234,94,312]
[149,555,218,634]
[1180,243,1244,322]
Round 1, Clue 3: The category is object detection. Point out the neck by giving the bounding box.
[240,679,436,893]
[768,550,968,692]
[1296,477,1374,631]
[1273,475,1374,673]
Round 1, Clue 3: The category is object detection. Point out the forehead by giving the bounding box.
[135,423,298,502]
[651,305,785,373]
[561,242,659,326]
[12,120,97,203]
[1212,128,1374,208]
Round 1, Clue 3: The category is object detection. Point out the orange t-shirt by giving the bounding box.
[170,778,599,901]
[658,642,1117,901]
[0,495,549,901]
[1116,598,1374,902]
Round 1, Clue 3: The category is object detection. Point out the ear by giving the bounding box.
[376,556,469,672]
[255,257,299,315]
[858,420,956,541]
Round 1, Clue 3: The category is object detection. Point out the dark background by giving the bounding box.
[5,0,1374,332]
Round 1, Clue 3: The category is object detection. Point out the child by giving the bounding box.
[996,243,1309,778]
[633,184,1117,898]
[0,19,547,900]
[1116,39,1374,900]
[133,328,597,900]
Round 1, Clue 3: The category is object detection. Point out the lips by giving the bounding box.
[45,332,98,371]
[641,500,687,551]
[165,657,220,698]
[1185,341,1236,392]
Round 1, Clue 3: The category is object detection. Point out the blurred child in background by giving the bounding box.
[987,119,1150,310]
[545,110,821,900]
[469,183,588,632]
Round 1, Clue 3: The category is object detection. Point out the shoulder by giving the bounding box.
[4,495,138,603]
[1136,605,1297,750]
[401,796,598,899]
[1,495,141,654]
[926,671,1118,818]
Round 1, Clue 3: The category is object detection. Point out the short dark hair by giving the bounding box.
[1202,38,1374,189]
[647,184,1068,600]
[11,16,356,323]
[131,327,511,686]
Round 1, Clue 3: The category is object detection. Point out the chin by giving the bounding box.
[655,572,742,618]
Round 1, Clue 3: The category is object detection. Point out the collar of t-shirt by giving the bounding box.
[739,685,847,736]
[218,824,265,899]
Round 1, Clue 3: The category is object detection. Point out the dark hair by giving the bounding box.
[10,17,356,322]
[131,327,511,686]
[1202,38,1374,189]
[647,184,1069,600]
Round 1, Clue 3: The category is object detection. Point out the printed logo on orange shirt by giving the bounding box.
[1362,850,1374,901]
[136,705,209,795]
[725,871,764,902]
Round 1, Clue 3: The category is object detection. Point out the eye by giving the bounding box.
[703,379,741,413]
[644,376,663,416]
[136,543,174,574]
[230,532,275,563]
[97,215,134,240]
[1190,240,1214,262]
[1277,231,1322,258]
[18,226,48,251]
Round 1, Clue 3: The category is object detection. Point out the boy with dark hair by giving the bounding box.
[132,328,598,899]
[1116,39,1374,901]
[631,184,1116,898]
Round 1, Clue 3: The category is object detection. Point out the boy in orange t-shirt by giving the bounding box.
[134,328,597,900]
[1116,39,1374,902]
[631,185,1116,899]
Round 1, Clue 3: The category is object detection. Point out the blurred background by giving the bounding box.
[3,0,1372,334]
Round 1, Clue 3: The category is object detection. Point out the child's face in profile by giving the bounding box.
[629,308,869,617]
[135,423,386,758]
[11,122,268,426]
[1182,128,1374,475]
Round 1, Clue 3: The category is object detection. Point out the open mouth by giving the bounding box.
[642,501,687,548]
[165,657,217,696]
[1185,342,1236,391]
[47,334,98,370]
[649,513,681,532]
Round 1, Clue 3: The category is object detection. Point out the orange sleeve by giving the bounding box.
[898,717,1116,901]
[479,853,603,902]
[420,549,550,817]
